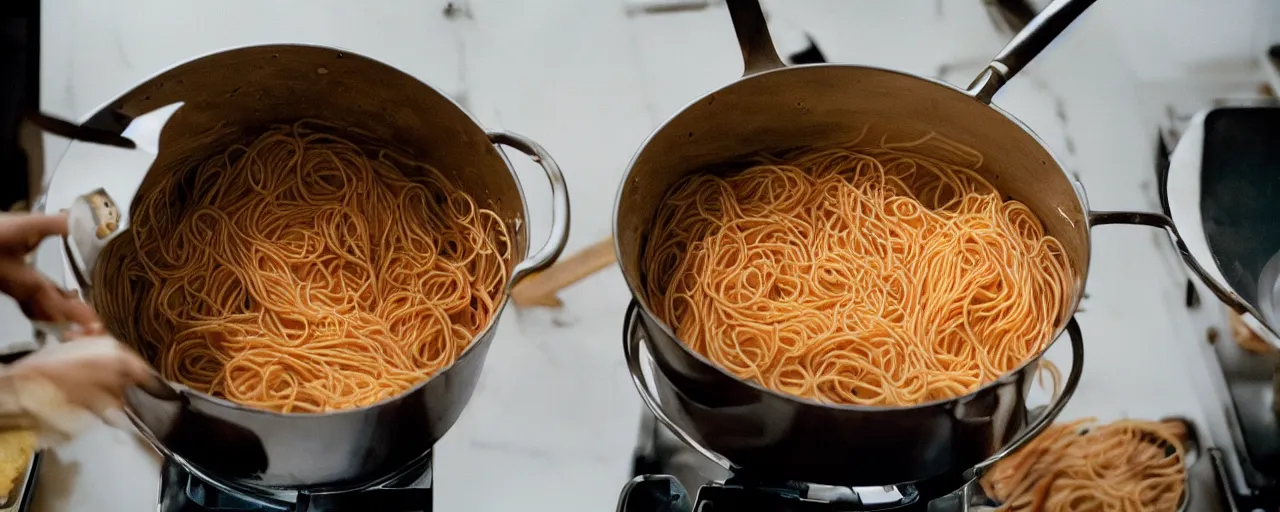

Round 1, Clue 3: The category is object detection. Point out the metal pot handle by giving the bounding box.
[59,187,130,302]
[623,299,734,470]
[722,0,1096,97]
[488,131,572,283]
[726,0,785,76]
[967,315,1084,480]
[61,236,92,298]
[1089,210,1280,346]
[966,0,1098,104]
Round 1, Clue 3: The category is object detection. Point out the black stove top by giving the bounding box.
[158,453,433,512]
[617,474,989,512]
[622,454,1241,512]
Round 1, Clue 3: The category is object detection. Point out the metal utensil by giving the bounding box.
[49,44,571,491]
[24,112,135,150]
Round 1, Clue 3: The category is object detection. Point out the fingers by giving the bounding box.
[0,213,68,254]
[0,262,68,322]
[13,336,155,411]
[0,260,47,303]
[78,387,124,419]
[118,349,155,387]
[0,213,100,329]
[0,260,100,327]
[100,408,133,432]
[30,288,100,328]
[68,336,153,390]
[53,293,101,329]
[63,318,106,338]
[6,336,158,442]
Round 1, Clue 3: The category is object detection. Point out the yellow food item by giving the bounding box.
[0,429,35,500]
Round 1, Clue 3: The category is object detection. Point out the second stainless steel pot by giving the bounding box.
[611,0,1181,486]
[47,44,571,491]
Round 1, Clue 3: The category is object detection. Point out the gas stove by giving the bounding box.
[622,409,1235,512]
[613,41,1269,511]
[157,453,432,512]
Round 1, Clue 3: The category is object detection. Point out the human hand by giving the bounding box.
[9,335,153,412]
[0,335,154,444]
[0,212,99,328]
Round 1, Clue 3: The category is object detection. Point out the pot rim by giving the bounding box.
[613,61,1091,414]
[49,42,532,419]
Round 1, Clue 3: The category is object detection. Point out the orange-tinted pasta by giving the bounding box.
[982,419,1187,512]
[641,132,1073,406]
[93,121,511,413]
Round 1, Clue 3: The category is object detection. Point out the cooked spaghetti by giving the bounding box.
[92,121,511,413]
[981,419,1188,511]
[641,132,1073,406]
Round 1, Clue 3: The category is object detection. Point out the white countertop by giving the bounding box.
[10,0,1255,510]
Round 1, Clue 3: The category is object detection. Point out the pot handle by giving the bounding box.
[59,188,128,300]
[967,315,1084,480]
[726,0,785,76]
[1089,210,1280,346]
[623,299,734,471]
[967,0,1097,104]
[61,236,92,298]
[489,131,572,284]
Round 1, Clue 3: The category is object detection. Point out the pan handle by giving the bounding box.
[967,315,1085,480]
[623,299,734,471]
[61,236,92,298]
[967,0,1097,104]
[489,131,572,284]
[60,188,127,299]
[1089,209,1280,346]
[726,0,786,76]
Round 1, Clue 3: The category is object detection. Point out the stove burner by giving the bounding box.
[618,472,988,512]
[625,433,991,512]
[158,453,433,512]
[627,402,1237,511]
[691,479,924,511]
[623,454,1239,512]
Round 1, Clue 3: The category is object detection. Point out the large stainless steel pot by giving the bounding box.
[611,0,1185,487]
[43,44,571,491]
